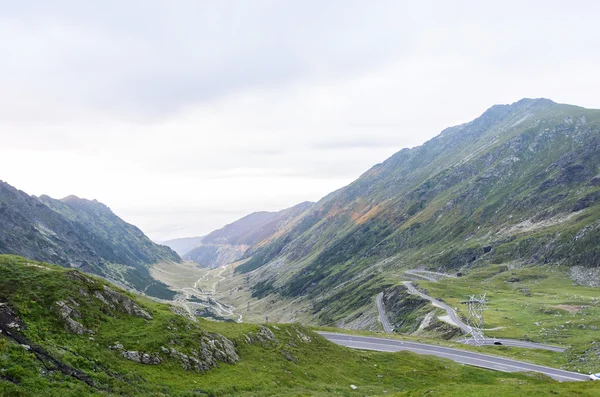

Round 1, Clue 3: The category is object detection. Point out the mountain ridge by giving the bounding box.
[201,98,600,326]
[0,181,180,298]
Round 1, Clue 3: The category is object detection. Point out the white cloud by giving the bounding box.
[1,0,599,240]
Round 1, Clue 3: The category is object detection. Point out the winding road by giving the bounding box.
[176,264,243,323]
[318,332,587,382]
[376,271,566,352]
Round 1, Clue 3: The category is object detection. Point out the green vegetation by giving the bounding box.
[413,265,600,373]
[3,255,600,396]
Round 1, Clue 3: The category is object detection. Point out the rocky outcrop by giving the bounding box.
[55,300,93,335]
[0,303,25,335]
[110,343,162,365]
[121,351,162,365]
[244,325,279,346]
[109,332,239,371]
[66,271,154,323]
[570,266,600,287]
[199,333,239,366]
[97,286,153,320]
[162,333,239,371]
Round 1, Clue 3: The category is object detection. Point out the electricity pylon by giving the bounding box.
[461,294,486,346]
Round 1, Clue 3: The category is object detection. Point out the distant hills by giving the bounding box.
[173,202,313,268]
[161,236,205,256]
[0,181,180,298]
[203,98,600,325]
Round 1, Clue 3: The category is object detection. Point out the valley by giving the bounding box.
[3,98,600,395]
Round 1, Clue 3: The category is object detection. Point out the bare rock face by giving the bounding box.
[200,334,239,365]
[55,301,93,335]
[98,286,153,320]
[121,351,162,365]
[244,325,279,346]
[291,326,312,343]
[67,270,153,320]
[161,333,239,372]
[570,266,600,287]
[161,346,209,372]
[0,303,25,334]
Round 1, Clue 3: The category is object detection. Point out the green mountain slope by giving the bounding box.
[0,182,180,299]
[2,255,598,396]
[233,98,600,324]
[184,202,312,268]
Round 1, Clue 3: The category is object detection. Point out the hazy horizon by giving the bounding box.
[2,1,600,240]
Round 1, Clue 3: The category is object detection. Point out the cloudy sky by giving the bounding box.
[1,1,599,241]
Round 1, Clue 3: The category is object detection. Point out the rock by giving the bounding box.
[98,286,153,320]
[280,349,297,363]
[121,351,162,365]
[292,326,312,343]
[55,301,93,335]
[66,271,96,285]
[0,304,26,334]
[163,347,209,372]
[200,335,239,365]
[158,332,238,372]
[170,306,196,322]
[109,343,124,350]
[244,326,279,346]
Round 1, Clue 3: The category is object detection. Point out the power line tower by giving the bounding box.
[461,294,486,346]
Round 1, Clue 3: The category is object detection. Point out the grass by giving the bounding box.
[3,254,600,396]
[411,264,600,373]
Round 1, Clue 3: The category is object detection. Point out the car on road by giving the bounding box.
[589,373,600,381]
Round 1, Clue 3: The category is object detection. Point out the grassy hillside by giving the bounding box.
[0,256,600,396]
[227,99,600,326]
[1,254,600,397]
[0,181,179,299]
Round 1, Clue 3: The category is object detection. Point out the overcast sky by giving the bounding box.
[2,1,600,241]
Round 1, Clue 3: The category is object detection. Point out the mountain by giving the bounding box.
[161,235,204,256]
[183,201,313,268]
[231,98,600,325]
[0,181,180,298]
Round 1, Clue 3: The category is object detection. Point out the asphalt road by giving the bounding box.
[401,281,566,352]
[318,332,588,382]
[404,270,456,282]
[376,292,393,333]
[402,281,471,333]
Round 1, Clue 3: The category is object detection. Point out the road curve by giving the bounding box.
[404,270,456,282]
[403,281,470,333]
[401,281,566,352]
[376,292,393,333]
[318,332,587,382]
